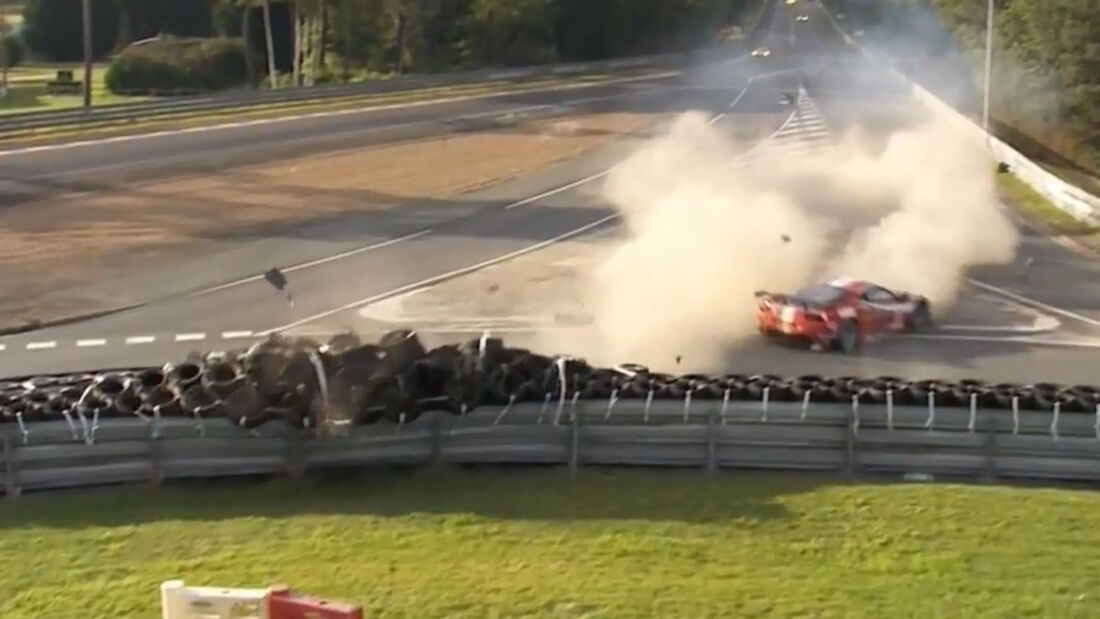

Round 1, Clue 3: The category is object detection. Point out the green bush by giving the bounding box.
[104,36,247,95]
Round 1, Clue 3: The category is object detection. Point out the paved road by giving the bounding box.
[0,1,794,375]
[0,74,692,207]
[2,0,1098,388]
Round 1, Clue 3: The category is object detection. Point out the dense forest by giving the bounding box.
[826,0,1098,176]
[16,0,761,89]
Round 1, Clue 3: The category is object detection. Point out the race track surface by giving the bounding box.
[1,0,1098,387]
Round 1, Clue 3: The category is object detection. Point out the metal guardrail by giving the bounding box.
[0,54,683,134]
[817,5,1100,223]
[4,401,1099,495]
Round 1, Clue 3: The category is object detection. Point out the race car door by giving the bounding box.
[860,286,909,333]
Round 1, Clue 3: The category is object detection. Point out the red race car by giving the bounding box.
[754,277,934,352]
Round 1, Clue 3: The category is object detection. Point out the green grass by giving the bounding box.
[998,170,1100,252]
[0,63,151,115]
[1,470,1099,618]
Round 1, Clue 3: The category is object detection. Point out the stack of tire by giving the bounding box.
[1,329,1098,430]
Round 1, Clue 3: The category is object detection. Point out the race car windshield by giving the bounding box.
[792,284,845,304]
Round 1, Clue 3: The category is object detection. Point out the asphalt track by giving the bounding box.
[2,0,1099,386]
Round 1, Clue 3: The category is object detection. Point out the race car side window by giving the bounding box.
[862,287,896,303]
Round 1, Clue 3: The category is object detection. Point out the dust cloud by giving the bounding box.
[544,107,1018,370]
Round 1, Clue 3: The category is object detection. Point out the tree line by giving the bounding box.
[16,0,760,93]
[828,0,1098,175]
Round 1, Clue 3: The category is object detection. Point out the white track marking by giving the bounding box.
[221,330,255,339]
[0,344,5,351]
[5,85,678,188]
[968,278,1100,330]
[76,338,107,347]
[193,229,435,296]
[26,341,56,350]
[258,214,621,335]
[0,72,680,157]
[901,333,1100,349]
[194,74,770,302]
[125,335,156,344]
[174,333,206,342]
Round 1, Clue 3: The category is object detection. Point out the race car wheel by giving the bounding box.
[906,301,934,332]
[834,320,859,353]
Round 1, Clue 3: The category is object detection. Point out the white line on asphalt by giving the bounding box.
[257,73,787,335]
[26,341,56,350]
[193,229,436,296]
[902,333,1100,349]
[7,84,681,190]
[222,330,255,339]
[175,333,207,342]
[125,336,156,344]
[76,338,107,347]
[0,344,5,351]
[196,75,771,299]
[967,278,1100,330]
[258,214,621,335]
[0,72,681,158]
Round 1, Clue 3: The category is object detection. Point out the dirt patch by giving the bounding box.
[0,111,656,328]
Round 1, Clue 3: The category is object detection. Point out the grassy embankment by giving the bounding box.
[0,470,1097,618]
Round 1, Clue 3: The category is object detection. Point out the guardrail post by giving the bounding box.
[846,396,859,477]
[428,411,444,468]
[147,423,164,487]
[569,402,581,478]
[285,428,306,481]
[2,434,20,498]
[705,410,718,474]
[983,414,998,482]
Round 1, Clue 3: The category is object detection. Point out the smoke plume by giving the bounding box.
[558,106,1018,369]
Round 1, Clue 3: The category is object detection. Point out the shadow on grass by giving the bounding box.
[0,468,853,530]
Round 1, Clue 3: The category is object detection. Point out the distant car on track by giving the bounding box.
[751,47,771,58]
[796,14,809,22]
[754,277,934,353]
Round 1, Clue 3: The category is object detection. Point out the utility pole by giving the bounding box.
[1,3,9,100]
[82,0,93,108]
[981,0,993,133]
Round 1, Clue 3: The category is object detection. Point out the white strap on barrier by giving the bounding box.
[536,392,551,425]
[682,387,693,423]
[850,394,860,436]
[886,389,894,432]
[760,386,770,422]
[15,412,29,444]
[604,388,619,421]
[925,391,935,431]
[1012,397,1020,434]
[493,394,516,425]
[160,579,268,619]
[968,393,977,434]
[1050,401,1060,441]
[644,387,654,424]
[450,402,468,436]
[800,390,811,421]
[1095,403,1100,440]
[721,388,731,424]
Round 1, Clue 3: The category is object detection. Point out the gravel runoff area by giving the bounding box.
[0,111,656,330]
[0,470,1096,618]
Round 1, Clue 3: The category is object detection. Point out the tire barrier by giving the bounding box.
[2,330,1099,441]
[2,329,1100,493]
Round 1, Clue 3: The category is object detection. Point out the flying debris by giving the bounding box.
[263,267,294,309]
